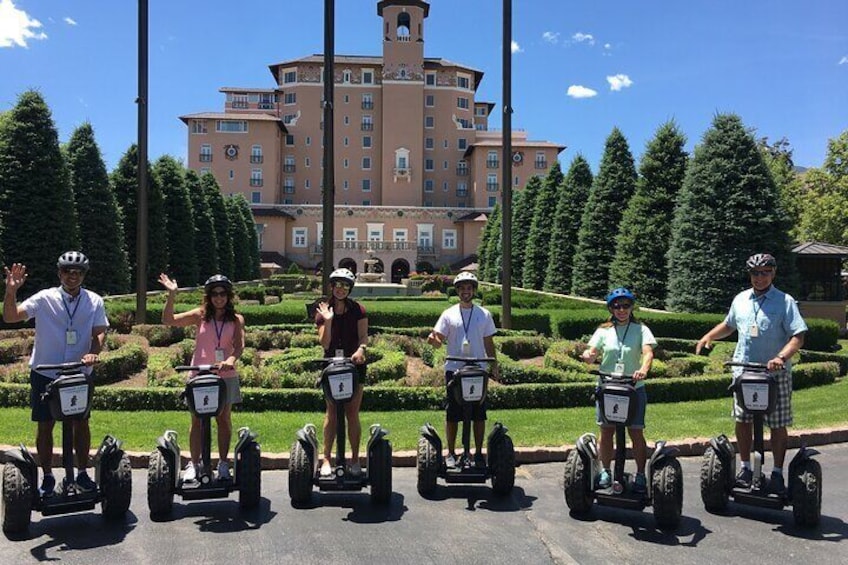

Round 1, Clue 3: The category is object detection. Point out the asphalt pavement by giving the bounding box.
[4,443,848,564]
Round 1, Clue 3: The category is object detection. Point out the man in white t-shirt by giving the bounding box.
[3,252,108,496]
[427,272,499,468]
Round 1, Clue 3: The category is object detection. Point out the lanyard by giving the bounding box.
[460,305,474,340]
[213,318,226,348]
[752,293,766,321]
[614,321,631,363]
[61,293,82,328]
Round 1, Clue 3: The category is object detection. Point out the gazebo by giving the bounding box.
[792,241,848,329]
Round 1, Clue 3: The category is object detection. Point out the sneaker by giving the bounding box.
[765,472,786,496]
[40,474,56,497]
[735,467,753,488]
[75,470,97,493]
[183,461,197,482]
[445,453,457,468]
[597,469,612,489]
[349,462,362,476]
[217,460,231,480]
[60,476,75,495]
[320,460,332,477]
[632,473,647,495]
[474,453,486,468]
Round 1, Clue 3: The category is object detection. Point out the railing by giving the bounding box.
[284,185,295,194]
[249,178,263,187]
[199,154,212,162]
[361,122,374,131]
[257,102,274,110]
[397,35,411,42]
[535,160,548,169]
[393,167,411,177]
[231,101,249,109]
[486,182,499,192]
[417,245,436,256]
[456,167,468,176]
[486,159,499,168]
[311,240,419,254]
[283,164,296,172]
[250,155,263,164]
[361,101,374,110]
[456,189,468,197]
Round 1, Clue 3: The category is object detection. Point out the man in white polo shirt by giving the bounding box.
[3,251,108,496]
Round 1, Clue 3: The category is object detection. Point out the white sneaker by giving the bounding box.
[320,460,332,477]
[349,462,362,476]
[183,461,197,482]
[217,460,231,480]
[445,454,457,468]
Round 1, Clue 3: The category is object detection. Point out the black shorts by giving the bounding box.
[30,370,93,422]
[445,371,488,423]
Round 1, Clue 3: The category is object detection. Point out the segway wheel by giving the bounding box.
[238,441,262,510]
[101,451,133,520]
[288,440,313,504]
[2,462,33,534]
[490,434,515,495]
[652,457,683,530]
[369,438,393,505]
[700,446,729,513]
[147,450,174,517]
[416,436,438,496]
[562,449,592,515]
[790,458,822,528]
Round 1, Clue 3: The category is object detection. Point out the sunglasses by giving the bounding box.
[610,302,633,311]
[332,282,352,290]
[750,270,775,277]
[209,290,228,297]
[60,268,84,276]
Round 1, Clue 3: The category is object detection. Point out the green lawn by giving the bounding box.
[2,378,846,453]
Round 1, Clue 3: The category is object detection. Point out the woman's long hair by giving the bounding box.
[600,311,639,329]
[202,287,237,322]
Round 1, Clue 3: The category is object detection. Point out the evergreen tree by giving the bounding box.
[201,172,234,278]
[544,155,593,294]
[185,170,219,281]
[666,114,796,313]
[759,137,804,242]
[234,195,261,280]
[0,90,78,293]
[523,163,564,290]
[227,195,252,281]
[476,206,495,281]
[154,156,199,285]
[510,175,542,285]
[110,144,168,289]
[484,204,502,283]
[65,123,131,295]
[571,128,637,298]
[609,122,687,307]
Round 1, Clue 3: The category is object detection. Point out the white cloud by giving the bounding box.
[511,40,522,54]
[604,43,612,50]
[567,85,598,99]
[0,0,47,48]
[542,31,560,44]
[607,74,633,91]
[63,17,77,26]
[572,32,595,45]
[839,56,848,65]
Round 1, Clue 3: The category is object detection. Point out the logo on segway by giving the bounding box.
[71,395,77,407]
[203,395,209,406]
[613,403,619,414]
[752,391,758,403]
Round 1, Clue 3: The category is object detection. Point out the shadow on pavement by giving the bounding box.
[24,510,138,561]
[290,491,408,524]
[150,497,275,532]
[419,484,535,512]
[706,503,848,541]
[568,506,711,547]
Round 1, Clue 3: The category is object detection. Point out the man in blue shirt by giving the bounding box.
[696,253,807,495]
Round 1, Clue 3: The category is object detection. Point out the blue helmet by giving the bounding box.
[605,287,635,306]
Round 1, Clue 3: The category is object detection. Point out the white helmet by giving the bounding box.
[57,251,90,272]
[453,271,478,288]
[329,267,356,288]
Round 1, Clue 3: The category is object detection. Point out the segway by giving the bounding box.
[417,356,515,497]
[563,370,682,529]
[147,365,261,517]
[288,357,392,505]
[1,362,132,534]
[700,361,821,527]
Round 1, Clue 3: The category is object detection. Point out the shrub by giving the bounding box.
[131,324,186,347]
[494,336,549,359]
[0,336,33,363]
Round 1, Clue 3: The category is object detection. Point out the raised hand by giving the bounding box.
[316,301,333,321]
[158,273,178,292]
[4,263,28,294]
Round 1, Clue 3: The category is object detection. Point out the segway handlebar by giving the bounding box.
[724,361,768,370]
[35,362,86,372]
[589,370,636,385]
[175,365,219,374]
[445,356,497,364]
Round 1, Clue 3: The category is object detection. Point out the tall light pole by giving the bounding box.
[136,0,149,323]
[501,0,513,328]
[321,0,336,291]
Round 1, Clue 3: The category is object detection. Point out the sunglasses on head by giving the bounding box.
[60,267,84,276]
[750,270,774,277]
[209,289,228,297]
[610,302,633,311]
[333,281,351,290]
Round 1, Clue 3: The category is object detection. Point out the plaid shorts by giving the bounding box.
[733,370,793,428]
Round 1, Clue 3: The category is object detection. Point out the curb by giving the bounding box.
[4,427,847,471]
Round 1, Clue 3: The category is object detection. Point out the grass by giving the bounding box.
[2,378,847,454]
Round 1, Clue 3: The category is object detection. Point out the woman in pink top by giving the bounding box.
[159,273,245,482]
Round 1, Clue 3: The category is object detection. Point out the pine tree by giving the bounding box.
[476,206,495,281]
[201,173,234,278]
[544,155,593,294]
[154,156,199,285]
[110,144,168,290]
[65,123,131,295]
[184,170,219,281]
[0,90,78,294]
[666,114,796,313]
[510,175,542,286]
[235,196,262,280]
[484,204,502,283]
[571,128,638,299]
[227,195,254,282]
[523,163,564,290]
[608,122,687,307]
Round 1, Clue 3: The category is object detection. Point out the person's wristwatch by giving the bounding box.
[777,354,787,362]
[358,344,367,352]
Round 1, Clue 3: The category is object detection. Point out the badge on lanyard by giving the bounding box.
[215,348,225,363]
[612,362,625,376]
[750,324,759,338]
[461,338,471,354]
[335,349,345,359]
[66,330,78,346]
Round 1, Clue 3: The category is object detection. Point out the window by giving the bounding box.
[487,173,498,191]
[284,156,296,172]
[393,229,407,242]
[343,158,349,169]
[487,151,499,168]
[284,178,295,193]
[443,139,449,149]
[425,116,434,128]
[535,151,548,169]
[362,179,371,191]
[457,75,470,89]
[343,70,352,83]
[514,175,520,186]
[191,120,207,134]
[284,198,293,205]
[362,157,371,170]
[343,180,349,189]
[458,118,473,129]
[425,159,434,171]
[425,73,436,86]
[425,137,434,150]
[425,94,435,107]
[361,93,373,110]
[361,115,373,131]
[231,93,248,109]
[443,160,449,170]
[283,114,297,125]
[250,145,263,164]
[362,200,371,206]
[306,136,311,146]
[418,226,433,248]
[250,169,263,187]
[283,70,297,83]
[363,70,374,84]
[456,160,468,176]
[458,138,467,150]
[228,170,234,180]
[343,228,357,241]
[199,144,212,162]
[424,201,433,207]
[251,191,261,203]
[443,229,457,249]
[344,116,349,125]
[199,167,210,175]
[344,94,349,104]
[284,92,296,105]
[305,179,311,189]
[457,97,470,110]
[475,106,487,117]
[443,180,450,192]
[285,134,295,146]
[424,179,434,192]
[305,157,311,168]
[367,225,383,241]
[488,196,497,207]
[363,136,372,148]
[292,227,307,248]
[456,182,468,197]
[259,93,274,109]
[343,136,349,147]
[216,120,248,133]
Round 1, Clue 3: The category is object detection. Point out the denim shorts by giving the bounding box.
[30,370,93,423]
[596,386,647,429]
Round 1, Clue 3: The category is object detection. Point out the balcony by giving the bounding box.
[249,178,263,187]
[361,101,374,110]
[284,185,295,194]
[456,167,468,176]
[257,102,274,110]
[250,155,263,164]
[486,182,499,192]
[456,189,468,197]
[361,122,374,131]
[231,101,249,109]
[535,159,548,169]
[417,245,436,257]
[486,159,499,168]
[283,164,296,173]
[199,154,212,162]
[311,240,418,255]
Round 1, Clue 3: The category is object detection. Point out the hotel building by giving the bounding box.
[180,0,565,282]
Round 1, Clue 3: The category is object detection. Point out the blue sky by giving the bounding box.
[1,0,846,173]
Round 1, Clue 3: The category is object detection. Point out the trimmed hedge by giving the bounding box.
[131,324,185,347]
